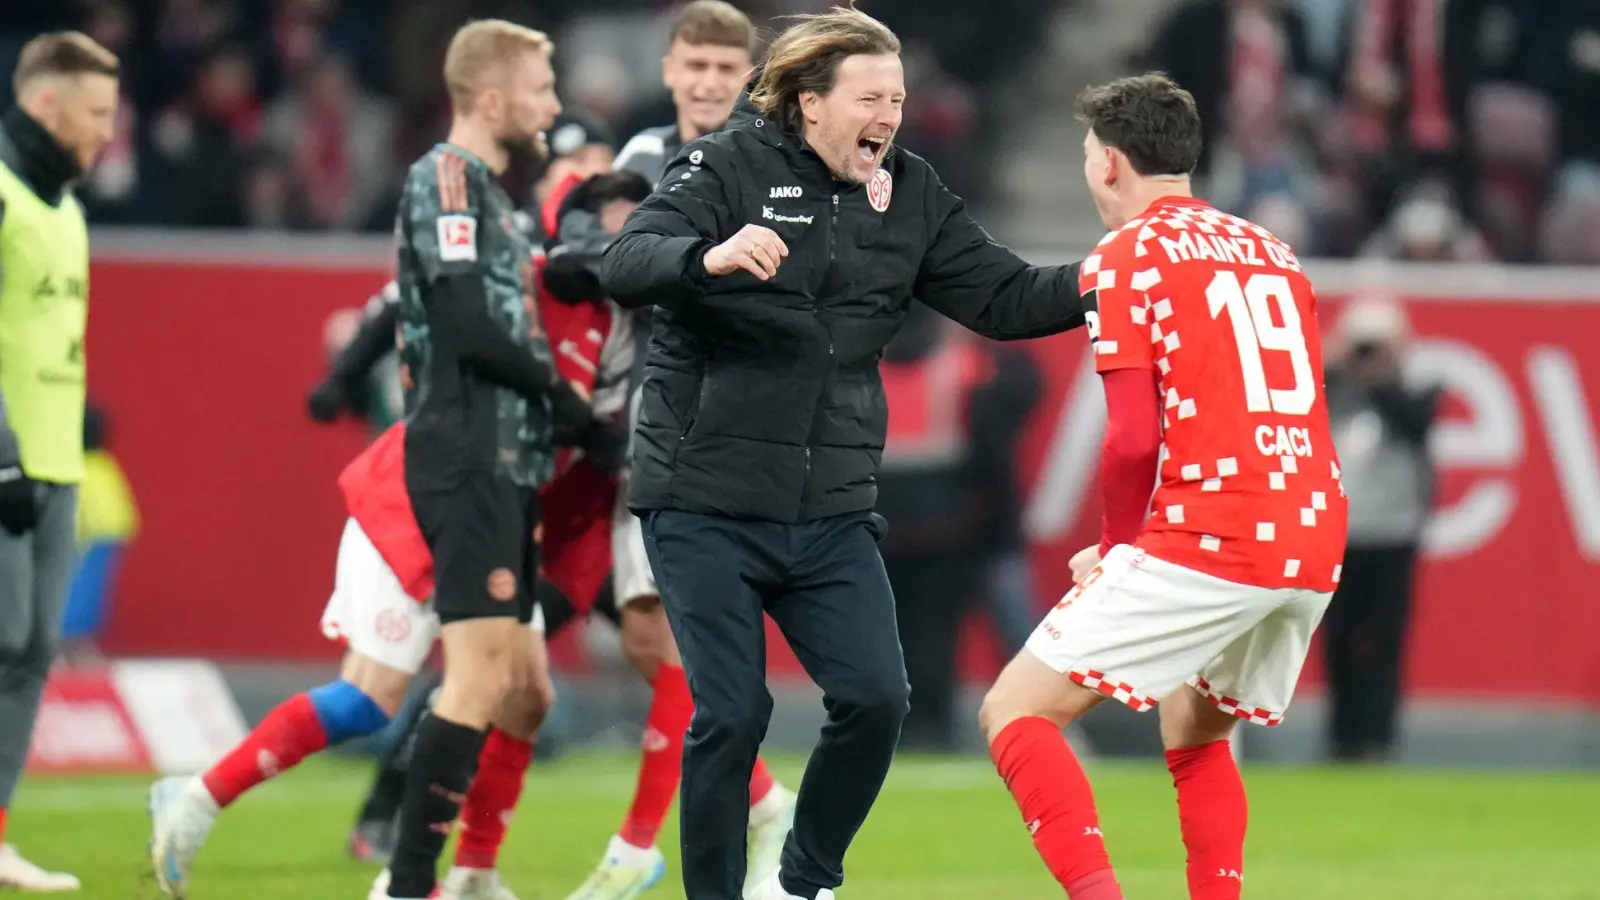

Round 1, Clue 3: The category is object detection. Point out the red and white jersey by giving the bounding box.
[1082,196,1347,591]
[536,256,633,610]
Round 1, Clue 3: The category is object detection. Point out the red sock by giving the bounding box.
[0,806,8,844]
[619,663,692,848]
[749,756,776,806]
[990,717,1122,900]
[455,728,534,870]
[1166,741,1247,900]
[201,693,328,808]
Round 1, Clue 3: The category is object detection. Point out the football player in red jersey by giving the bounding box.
[978,74,1347,900]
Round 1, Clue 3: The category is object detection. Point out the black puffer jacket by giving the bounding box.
[600,96,1086,523]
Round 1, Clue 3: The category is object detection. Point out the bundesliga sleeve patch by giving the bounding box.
[437,214,478,262]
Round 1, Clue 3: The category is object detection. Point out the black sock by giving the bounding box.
[359,689,432,825]
[387,713,486,898]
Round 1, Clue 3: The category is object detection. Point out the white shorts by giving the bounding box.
[611,483,658,609]
[320,519,545,675]
[1025,544,1331,726]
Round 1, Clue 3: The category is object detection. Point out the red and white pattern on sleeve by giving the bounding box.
[1080,197,1348,592]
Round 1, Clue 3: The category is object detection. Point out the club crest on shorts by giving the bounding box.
[488,567,516,602]
[867,168,892,213]
[374,608,412,643]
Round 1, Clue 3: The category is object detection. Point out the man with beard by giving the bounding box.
[378,21,586,900]
[600,8,1089,899]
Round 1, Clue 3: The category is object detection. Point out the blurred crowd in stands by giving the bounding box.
[1138,0,1600,262]
[0,0,1036,231]
[4,0,1599,263]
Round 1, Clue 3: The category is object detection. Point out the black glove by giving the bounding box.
[548,380,594,447]
[576,419,629,474]
[307,377,363,424]
[0,458,38,537]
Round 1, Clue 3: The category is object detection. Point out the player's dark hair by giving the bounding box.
[12,31,119,96]
[1075,73,1202,178]
[574,171,652,212]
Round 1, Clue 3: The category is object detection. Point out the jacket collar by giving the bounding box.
[0,106,83,206]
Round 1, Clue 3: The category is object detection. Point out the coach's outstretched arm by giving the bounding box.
[914,170,1087,341]
[600,145,739,309]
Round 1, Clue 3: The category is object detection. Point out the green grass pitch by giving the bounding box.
[9,753,1598,898]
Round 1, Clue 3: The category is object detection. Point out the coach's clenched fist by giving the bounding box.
[704,224,788,280]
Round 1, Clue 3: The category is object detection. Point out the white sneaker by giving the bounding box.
[744,786,796,894]
[147,776,218,899]
[0,844,80,892]
[367,868,442,899]
[743,871,834,900]
[440,867,519,900]
[562,834,667,900]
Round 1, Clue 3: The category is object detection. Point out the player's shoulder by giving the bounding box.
[615,124,679,177]
[405,143,489,205]
[1079,215,1157,298]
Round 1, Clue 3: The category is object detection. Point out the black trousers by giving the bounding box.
[1323,543,1418,761]
[883,552,981,752]
[641,508,910,900]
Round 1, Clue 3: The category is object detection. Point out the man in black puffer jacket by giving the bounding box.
[600,10,1088,900]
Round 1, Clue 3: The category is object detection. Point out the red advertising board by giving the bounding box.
[87,239,1600,704]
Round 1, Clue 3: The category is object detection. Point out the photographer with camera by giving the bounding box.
[1323,296,1441,763]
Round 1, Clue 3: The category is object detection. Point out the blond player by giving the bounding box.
[979,74,1347,900]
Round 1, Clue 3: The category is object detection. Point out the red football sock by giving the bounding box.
[455,729,534,870]
[619,663,692,848]
[0,806,8,844]
[1167,740,1247,900]
[990,717,1122,900]
[201,693,329,808]
[749,755,776,807]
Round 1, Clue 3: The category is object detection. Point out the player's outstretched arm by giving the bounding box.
[913,168,1087,341]
[600,142,739,309]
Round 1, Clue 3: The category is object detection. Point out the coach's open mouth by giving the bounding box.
[857,136,886,163]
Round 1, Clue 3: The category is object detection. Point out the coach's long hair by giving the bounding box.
[749,5,900,136]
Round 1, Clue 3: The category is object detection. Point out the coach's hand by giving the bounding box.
[704,225,788,280]
[306,377,352,423]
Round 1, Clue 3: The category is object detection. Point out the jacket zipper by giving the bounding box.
[799,192,841,518]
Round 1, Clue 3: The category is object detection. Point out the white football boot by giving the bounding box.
[562,834,667,900]
[0,844,80,892]
[440,866,519,900]
[147,775,218,898]
[744,785,797,894]
[744,870,834,900]
[366,867,442,899]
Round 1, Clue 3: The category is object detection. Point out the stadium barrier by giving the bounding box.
[28,659,247,776]
[84,232,1600,709]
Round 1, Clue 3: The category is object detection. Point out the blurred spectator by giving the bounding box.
[58,403,139,668]
[896,40,979,199]
[1323,296,1440,763]
[263,51,395,230]
[876,308,1038,752]
[968,345,1044,658]
[1359,179,1492,261]
[1144,0,1323,223]
[148,45,263,227]
[75,0,141,222]
[239,151,306,229]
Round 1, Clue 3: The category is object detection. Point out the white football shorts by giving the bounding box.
[320,519,544,675]
[1024,544,1331,725]
[611,482,659,609]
